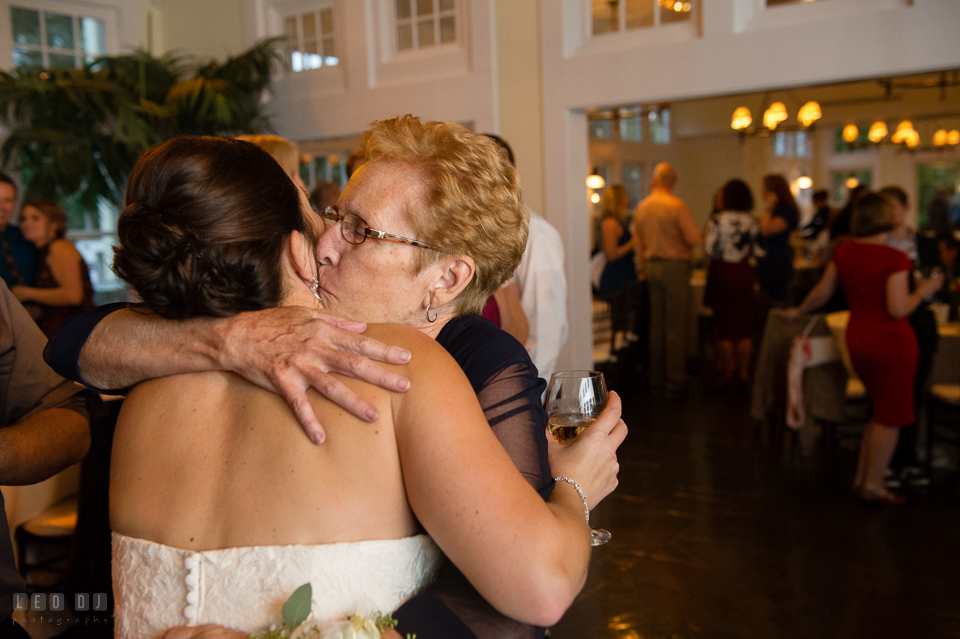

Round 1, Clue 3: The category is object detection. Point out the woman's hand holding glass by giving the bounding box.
[546,382,627,546]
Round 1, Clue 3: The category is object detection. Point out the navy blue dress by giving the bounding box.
[44,308,551,639]
[758,202,798,303]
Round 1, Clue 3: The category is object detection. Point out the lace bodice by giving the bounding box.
[113,532,443,639]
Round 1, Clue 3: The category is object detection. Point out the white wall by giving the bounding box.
[244,0,497,144]
[542,0,960,370]
[156,0,245,59]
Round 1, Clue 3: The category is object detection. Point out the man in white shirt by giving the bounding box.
[484,135,568,381]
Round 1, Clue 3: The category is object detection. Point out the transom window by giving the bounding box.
[284,5,338,72]
[395,0,457,52]
[592,0,693,36]
[10,5,106,69]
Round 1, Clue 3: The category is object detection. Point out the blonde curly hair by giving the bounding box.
[359,115,527,316]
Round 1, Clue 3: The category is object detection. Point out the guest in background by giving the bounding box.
[597,184,637,297]
[0,173,37,290]
[12,200,94,338]
[829,184,869,243]
[758,174,799,305]
[879,186,936,490]
[310,180,341,213]
[704,179,763,388]
[0,281,91,639]
[235,134,307,190]
[785,193,943,505]
[483,134,568,381]
[935,231,960,314]
[632,163,699,397]
[801,189,831,240]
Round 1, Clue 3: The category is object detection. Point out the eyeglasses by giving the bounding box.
[318,205,440,250]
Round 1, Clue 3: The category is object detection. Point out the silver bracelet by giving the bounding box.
[553,476,589,524]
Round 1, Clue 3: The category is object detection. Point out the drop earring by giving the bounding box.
[309,277,323,307]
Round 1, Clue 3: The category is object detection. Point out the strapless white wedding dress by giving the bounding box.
[113,532,443,639]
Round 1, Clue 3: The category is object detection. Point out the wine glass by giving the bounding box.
[545,370,611,546]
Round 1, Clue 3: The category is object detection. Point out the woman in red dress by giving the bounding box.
[785,193,942,504]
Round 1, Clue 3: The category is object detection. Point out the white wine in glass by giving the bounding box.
[545,370,611,546]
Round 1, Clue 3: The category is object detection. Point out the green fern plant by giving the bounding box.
[0,37,285,213]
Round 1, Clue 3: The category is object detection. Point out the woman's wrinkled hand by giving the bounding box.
[162,624,246,639]
[547,391,627,510]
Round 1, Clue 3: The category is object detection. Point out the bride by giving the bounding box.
[108,135,623,639]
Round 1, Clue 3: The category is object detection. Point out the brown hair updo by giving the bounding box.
[113,136,316,320]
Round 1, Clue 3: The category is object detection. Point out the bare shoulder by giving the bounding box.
[48,239,81,261]
[361,323,469,388]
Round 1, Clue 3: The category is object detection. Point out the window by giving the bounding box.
[10,5,106,69]
[622,163,644,209]
[833,126,870,154]
[619,109,642,142]
[592,0,692,36]
[285,5,338,72]
[589,115,612,139]
[772,131,810,158]
[395,0,456,53]
[832,169,872,204]
[649,108,670,144]
[917,163,960,230]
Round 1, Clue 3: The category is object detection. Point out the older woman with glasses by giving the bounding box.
[47,118,624,639]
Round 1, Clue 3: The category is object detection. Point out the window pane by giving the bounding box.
[45,12,75,50]
[330,157,343,186]
[397,24,413,50]
[291,50,303,72]
[307,53,322,69]
[300,160,311,187]
[314,156,328,182]
[620,114,642,141]
[773,132,787,157]
[625,0,653,29]
[322,38,336,58]
[303,40,318,55]
[11,7,41,45]
[320,9,333,35]
[592,0,617,34]
[49,52,76,68]
[622,163,643,209]
[285,16,297,39]
[396,0,411,20]
[417,0,434,16]
[302,13,316,39]
[589,119,611,139]
[439,0,454,11]
[12,46,43,67]
[650,108,670,144]
[418,19,435,47]
[439,16,455,43]
[660,1,692,24]
[80,17,106,56]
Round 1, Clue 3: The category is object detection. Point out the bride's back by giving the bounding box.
[110,339,417,551]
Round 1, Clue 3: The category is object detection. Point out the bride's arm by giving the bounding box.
[392,328,625,627]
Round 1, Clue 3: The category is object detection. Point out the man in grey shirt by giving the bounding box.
[1,281,91,638]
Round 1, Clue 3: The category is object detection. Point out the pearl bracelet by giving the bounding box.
[553,476,589,523]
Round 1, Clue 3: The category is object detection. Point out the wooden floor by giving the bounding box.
[549,363,960,639]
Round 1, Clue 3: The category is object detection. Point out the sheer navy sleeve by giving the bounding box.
[43,302,129,393]
[394,315,551,639]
